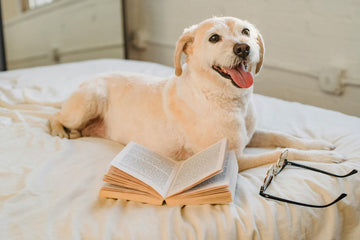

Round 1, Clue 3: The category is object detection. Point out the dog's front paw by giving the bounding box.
[303,139,336,151]
[69,129,81,139]
[49,119,69,138]
[316,150,346,164]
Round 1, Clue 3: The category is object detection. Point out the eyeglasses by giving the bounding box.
[259,150,358,208]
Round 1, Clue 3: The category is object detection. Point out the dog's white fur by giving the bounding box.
[50,17,345,171]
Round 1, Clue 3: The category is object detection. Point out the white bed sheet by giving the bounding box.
[0,59,359,240]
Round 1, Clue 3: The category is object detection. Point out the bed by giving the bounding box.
[0,59,359,239]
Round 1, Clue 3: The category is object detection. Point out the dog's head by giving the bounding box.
[174,17,264,89]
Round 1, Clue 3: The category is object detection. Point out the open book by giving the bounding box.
[99,138,238,205]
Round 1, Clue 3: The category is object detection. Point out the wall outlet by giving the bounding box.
[318,67,345,95]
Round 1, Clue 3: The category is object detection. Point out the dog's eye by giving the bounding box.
[242,28,250,36]
[209,34,221,43]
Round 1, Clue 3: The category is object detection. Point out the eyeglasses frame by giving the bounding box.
[259,150,358,208]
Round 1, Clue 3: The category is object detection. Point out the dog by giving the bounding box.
[49,17,344,171]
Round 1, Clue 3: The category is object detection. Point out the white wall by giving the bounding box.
[3,0,125,69]
[125,0,360,117]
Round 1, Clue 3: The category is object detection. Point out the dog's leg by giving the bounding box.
[247,129,336,150]
[237,148,345,172]
[49,81,107,139]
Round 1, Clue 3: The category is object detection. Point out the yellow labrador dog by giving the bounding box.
[50,17,344,171]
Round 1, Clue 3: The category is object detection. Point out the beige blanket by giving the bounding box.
[1,59,359,239]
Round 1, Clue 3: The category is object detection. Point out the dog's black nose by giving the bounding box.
[233,43,250,59]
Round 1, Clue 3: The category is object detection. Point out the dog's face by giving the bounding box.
[175,17,264,90]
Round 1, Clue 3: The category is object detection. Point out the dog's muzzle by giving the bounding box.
[212,43,253,89]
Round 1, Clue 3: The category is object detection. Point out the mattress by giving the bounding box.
[0,59,359,240]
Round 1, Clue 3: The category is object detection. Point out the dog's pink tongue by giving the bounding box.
[224,66,253,88]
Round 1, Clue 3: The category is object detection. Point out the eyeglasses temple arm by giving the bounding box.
[286,161,358,178]
[259,189,347,208]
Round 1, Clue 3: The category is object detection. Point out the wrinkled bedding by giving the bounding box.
[0,59,359,240]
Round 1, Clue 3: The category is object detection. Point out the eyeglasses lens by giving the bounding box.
[275,150,288,175]
[263,150,289,191]
[263,166,275,191]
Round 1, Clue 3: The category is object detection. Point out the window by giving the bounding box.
[28,0,55,9]
[21,0,57,11]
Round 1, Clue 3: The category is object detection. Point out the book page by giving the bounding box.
[99,183,164,205]
[110,142,180,198]
[227,151,238,202]
[178,151,237,195]
[166,138,228,197]
[165,151,238,205]
[104,166,162,195]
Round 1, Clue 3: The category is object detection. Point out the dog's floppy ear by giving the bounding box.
[174,27,196,76]
[255,33,265,75]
